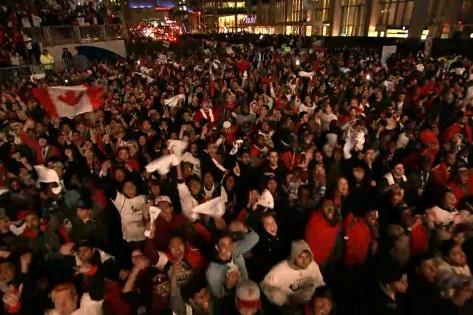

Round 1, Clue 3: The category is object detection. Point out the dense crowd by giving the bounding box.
[0,0,119,68]
[0,37,473,315]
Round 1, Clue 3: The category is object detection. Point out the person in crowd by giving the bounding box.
[1,33,473,315]
[261,240,325,308]
[304,196,343,284]
[407,252,443,314]
[40,49,54,78]
[249,212,289,282]
[206,221,259,298]
[45,277,105,314]
[234,280,263,315]
[364,255,408,315]
[304,286,334,315]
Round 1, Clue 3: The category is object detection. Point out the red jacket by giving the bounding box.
[20,131,61,164]
[420,129,439,161]
[304,211,341,266]
[444,123,472,144]
[447,177,473,207]
[409,220,429,256]
[165,244,206,272]
[432,162,450,187]
[193,108,221,128]
[279,150,303,171]
[236,60,250,72]
[144,213,209,265]
[144,213,194,263]
[343,213,372,267]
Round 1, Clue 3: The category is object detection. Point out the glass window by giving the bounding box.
[275,0,285,23]
[290,0,303,23]
[340,0,366,36]
[377,0,414,28]
[313,0,330,22]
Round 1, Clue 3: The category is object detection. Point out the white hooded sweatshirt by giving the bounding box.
[261,240,325,306]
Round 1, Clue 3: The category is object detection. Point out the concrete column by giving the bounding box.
[367,0,379,36]
[462,2,473,37]
[362,0,375,36]
[444,0,462,37]
[409,0,430,38]
[331,0,341,36]
[269,0,276,24]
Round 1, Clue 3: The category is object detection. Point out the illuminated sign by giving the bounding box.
[155,6,173,11]
[241,15,256,24]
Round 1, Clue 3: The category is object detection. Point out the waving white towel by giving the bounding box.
[257,189,274,209]
[34,165,61,195]
[164,94,185,108]
[192,197,225,218]
[168,140,188,157]
[146,155,181,175]
[298,71,315,79]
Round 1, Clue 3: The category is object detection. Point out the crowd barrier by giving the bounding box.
[0,65,45,83]
[23,24,127,46]
[128,35,473,58]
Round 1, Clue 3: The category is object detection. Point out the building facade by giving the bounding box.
[199,0,473,38]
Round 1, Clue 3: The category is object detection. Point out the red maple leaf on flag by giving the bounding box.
[57,91,84,106]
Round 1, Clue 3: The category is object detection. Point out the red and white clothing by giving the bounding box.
[193,107,220,128]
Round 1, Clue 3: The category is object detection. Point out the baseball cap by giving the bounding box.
[155,196,172,206]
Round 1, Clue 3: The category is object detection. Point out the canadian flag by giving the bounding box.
[32,85,104,117]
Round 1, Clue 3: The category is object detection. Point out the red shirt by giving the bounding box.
[304,211,340,266]
[343,213,372,267]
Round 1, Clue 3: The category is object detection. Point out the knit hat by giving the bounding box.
[236,280,261,310]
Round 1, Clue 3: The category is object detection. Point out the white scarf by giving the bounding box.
[200,108,214,122]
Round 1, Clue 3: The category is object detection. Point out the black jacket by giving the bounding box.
[249,230,289,282]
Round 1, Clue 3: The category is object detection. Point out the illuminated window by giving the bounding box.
[312,0,330,35]
[340,0,366,36]
[275,0,285,24]
[313,0,330,22]
[377,0,414,28]
[220,1,246,8]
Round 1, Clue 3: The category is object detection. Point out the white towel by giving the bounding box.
[34,165,61,195]
[146,155,181,175]
[167,140,188,157]
[298,71,315,79]
[192,197,225,218]
[257,189,274,209]
[164,94,185,108]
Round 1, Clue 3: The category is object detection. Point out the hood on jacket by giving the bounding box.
[288,240,313,269]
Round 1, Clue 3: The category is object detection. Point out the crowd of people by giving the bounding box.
[0,0,120,68]
[0,36,473,315]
